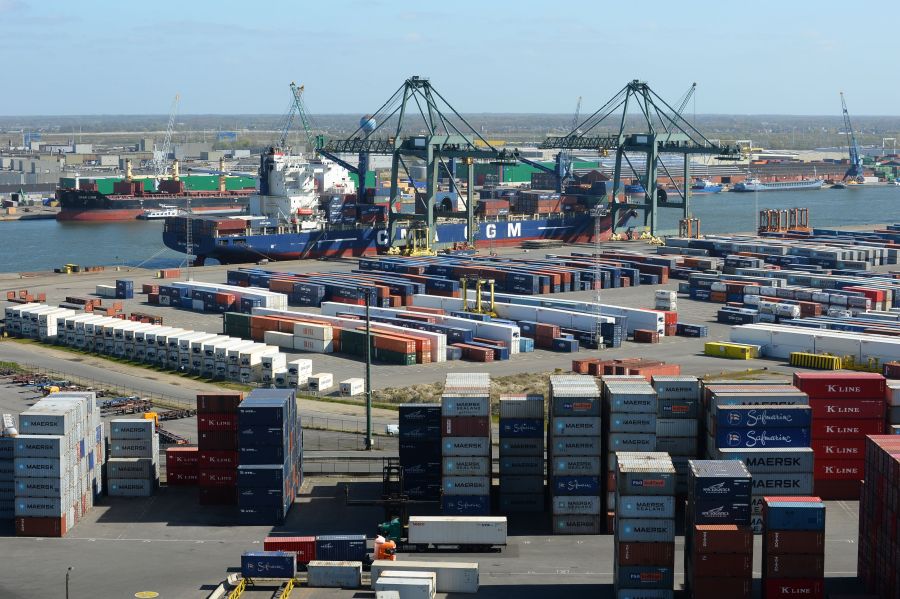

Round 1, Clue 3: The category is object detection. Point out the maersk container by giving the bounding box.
[442,437,490,457]
[370,560,479,594]
[440,395,490,417]
[751,472,814,495]
[551,475,601,496]
[552,436,601,456]
[110,438,158,459]
[609,414,657,434]
[606,392,657,413]
[499,438,543,456]
[617,495,675,519]
[608,433,656,453]
[712,447,814,473]
[109,418,155,440]
[552,495,602,515]
[107,458,155,479]
[498,456,543,474]
[15,496,68,517]
[553,417,602,437]
[498,418,544,438]
[14,457,64,478]
[18,411,71,436]
[14,477,65,497]
[498,494,544,513]
[651,375,701,400]
[715,427,810,449]
[715,405,812,429]
[315,535,367,562]
[441,495,490,515]
[552,514,602,534]
[108,478,154,497]
[616,518,675,543]
[13,435,65,460]
[442,457,489,477]
[240,551,297,579]
[443,476,489,496]
[498,475,543,495]
[407,516,507,547]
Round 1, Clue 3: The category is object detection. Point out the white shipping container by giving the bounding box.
[309,373,334,392]
[107,458,156,479]
[15,496,69,517]
[109,418,155,439]
[109,436,158,459]
[373,578,434,599]
[370,561,479,594]
[108,478,155,497]
[293,322,334,341]
[294,337,334,353]
[13,435,66,460]
[14,477,68,498]
[287,358,313,376]
[340,378,365,396]
[442,437,491,457]
[407,516,506,546]
[264,330,295,350]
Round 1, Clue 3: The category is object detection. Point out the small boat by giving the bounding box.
[137,205,182,220]
[690,178,723,194]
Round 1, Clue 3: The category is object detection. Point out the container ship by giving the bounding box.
[56,160,257,221]
[731,177,824,192]
[162,148,631,264]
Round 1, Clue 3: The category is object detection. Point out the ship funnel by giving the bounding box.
[125,159,133,181]
[219,157,226,192]
[172,159,180,181]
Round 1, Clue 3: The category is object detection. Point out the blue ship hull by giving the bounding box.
[163,213,617,264]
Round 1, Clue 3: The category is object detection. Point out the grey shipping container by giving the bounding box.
[552,456,602,476]
[370,560,479,594]
[306,561,363,588]
[441,395,490,417]
[616,495,675,519]
[711,448,814,473]
[750,472,814,495]
[551,396,601,417]
[107,458,156,479]
[552,417,602,437]
[552,436,601,456]
[654,436,698,456]
[499,456,544,475]
[616,518,675,543]
[656,398,699,419]
[655,419,698,437]
[499,438,544,456]
[13,435,66,459]
[442,437,490,457]
[498,396,544,418]
[607,393,656,414]
[498,493,544,513]
[552,514,603,534]
[498,475,543,495]
[609,413,657,434]
[651,375,700,400]
[608,433,656,453]
[442,457,490,477]
[552,495,602,515]
[442,476,490,496]
[108,478,155,497]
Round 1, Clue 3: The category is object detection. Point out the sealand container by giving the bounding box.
[440,395,489,417]
[553,417,602,437]
[552,495,601,515]
[617,518,675,543]
[370,560,479,594]
[617,495,675,519]
[442,457,489,477]
[306,561,363,588]
[241,551,296,579]
[552,456,601,476]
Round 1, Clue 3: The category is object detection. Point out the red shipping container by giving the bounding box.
[690,553,752,578]
[199,469,237,487]
[691,524,754,555]
[198,486,236,505]
[15,516,67,538]
[263,536,316,563]
[616,541,674,567]
[814,478,861,500]
[792,372,886,399]
[810,439,866,459]
[197,393,243,413]
[441,416,490,437]
[814,459,864,480]
[198,413,238,432]
[808,397,885,420]
[199,450,239,469]
[764,530,825,554]
[198,430,239,450]
[167,470,198,485]
[811,418,883,439]
[690,577,751,599]
[166,446,199,466]
[763,578,824,599]
[765,554,825,579]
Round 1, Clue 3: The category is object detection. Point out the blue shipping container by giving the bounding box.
[551,476,601,496]
[691,500,751,525]
[499,418,544,438]
[240,551,296,579]
[314,535,368,562]
[715,427,810,449]
[441,495,491,515]
[237,464,290,487]
[765,501,826,531]
[716,406,812,429]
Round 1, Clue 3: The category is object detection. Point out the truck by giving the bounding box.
[381,516,507,552]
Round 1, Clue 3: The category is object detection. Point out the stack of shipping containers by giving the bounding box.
[0,424,14,523]
[859,435,900,598]
[793,372,886,500]
[107,418,158,497]
[497,394,545,514]
[441,373,491,515]
[14,392,104,537]
[704,383,813,533]
[398,403,441,501]
[604,378,657,532]
[549,375,602,534]
[237,389,301,525]
[165,446,199,486]
[761,496,826,598]
[614,452,676,597]
[684,460,753,599]
[652,375,701,497]
[197,393,242,506]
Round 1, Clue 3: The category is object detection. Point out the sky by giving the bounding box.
[1,0,897,116]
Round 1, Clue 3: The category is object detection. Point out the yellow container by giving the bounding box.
[704,342,759,360]
[789,352,842,370]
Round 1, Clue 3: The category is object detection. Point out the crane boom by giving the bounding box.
[840,92,864,182]
[154,94,180,179]
[571,96,582,133]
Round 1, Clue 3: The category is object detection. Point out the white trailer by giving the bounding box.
[406,516,507,551]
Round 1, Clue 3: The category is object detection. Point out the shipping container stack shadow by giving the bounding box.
[498,394,546,521]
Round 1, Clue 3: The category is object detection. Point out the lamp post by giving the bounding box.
[66,566,73,599]
[363,287,373,450]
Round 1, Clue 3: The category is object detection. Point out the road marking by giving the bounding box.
[135,593,159,598]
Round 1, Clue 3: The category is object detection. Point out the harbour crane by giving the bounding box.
[153,94,180,181]
[571,96,582,134]
[840,92,865,183]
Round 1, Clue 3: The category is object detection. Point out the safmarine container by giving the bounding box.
[715,405,812,429]
[240,551,296,579]
[499,418,543,438]
[441,495,490,515]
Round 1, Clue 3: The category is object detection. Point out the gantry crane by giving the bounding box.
[840,92,865,183]
[153,93,180,181]
[318,76,516,253]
